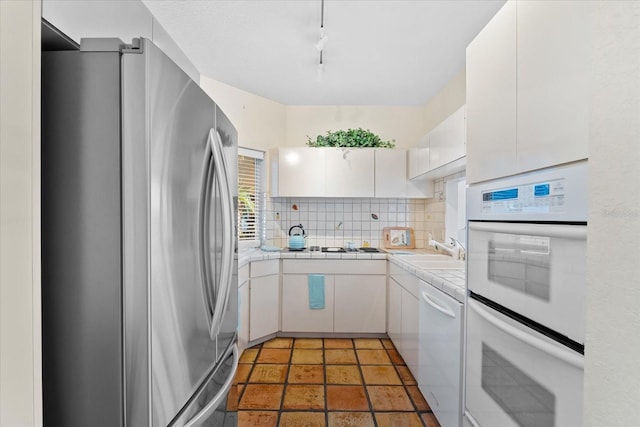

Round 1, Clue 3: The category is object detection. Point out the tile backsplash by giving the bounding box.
[263,175,462,249]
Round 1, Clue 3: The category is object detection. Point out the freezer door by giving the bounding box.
[123,39,224,427]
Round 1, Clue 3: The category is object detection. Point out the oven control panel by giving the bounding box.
[481,179,566,214]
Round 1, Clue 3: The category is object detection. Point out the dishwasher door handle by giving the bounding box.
[421,291,456,318]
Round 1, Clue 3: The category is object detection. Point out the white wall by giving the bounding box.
[200,76,286,152]
[584,2,640,426]
[422,69,466,134]
[285,105,427,149]
[0,1,42,426]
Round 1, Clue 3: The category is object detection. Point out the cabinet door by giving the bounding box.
[466,0,517,184]
[401,289,420,379]
[238,282,250,353]
[334,275,386,333]
[428,120,447,171]
[249,275,279,341]
[517,0,591,172]
[387,278,402,352]
[375,149,407,198]
[325,148,375,197]
[281,274,334,333]
[273,148,326,197]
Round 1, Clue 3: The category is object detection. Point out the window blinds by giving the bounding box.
[237,149,264,242]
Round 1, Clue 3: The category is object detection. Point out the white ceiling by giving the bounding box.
[142,0,505,106]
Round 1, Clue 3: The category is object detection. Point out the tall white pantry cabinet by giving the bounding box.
[466,0,591,184]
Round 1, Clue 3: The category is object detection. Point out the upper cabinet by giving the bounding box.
[408,105,467,181]
[271,147,431,198]
[516,0,591,172]
[325,148,375,198]
[466,0,591,184]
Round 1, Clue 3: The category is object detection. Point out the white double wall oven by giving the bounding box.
[464,161,587,427]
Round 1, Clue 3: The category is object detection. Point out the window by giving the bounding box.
[237,147,265,245]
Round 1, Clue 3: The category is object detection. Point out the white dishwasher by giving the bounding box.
[418,279,464,427]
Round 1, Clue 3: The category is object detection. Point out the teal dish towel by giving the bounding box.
[308,275,325,310]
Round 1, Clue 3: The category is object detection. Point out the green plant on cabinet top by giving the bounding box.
[307,128,395,148]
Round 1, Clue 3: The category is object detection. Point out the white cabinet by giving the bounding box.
[271,147,429,198]
[238,264,250,353]
[334,275,386,333]
[375,149,432,198]
[388,264,421,379]
[409,106,467,181]
[282,274,335,333]
[271,148,326,197]
[281,259,386,333]
[325,148,375,197]
[249,260,279,341]
[387,278,402,346]
[466,0,591,184]
[516,0,591,172]
[466,0,517,184]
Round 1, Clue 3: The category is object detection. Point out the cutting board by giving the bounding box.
[382,227,415,249]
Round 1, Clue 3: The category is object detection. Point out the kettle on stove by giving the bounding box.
[288,224,306,249]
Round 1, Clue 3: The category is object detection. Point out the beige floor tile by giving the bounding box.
[234,364,252,384]
[279,412,325,427]
[360,365,402,385]
[282,384,325,410]
[294,338,323,349]
[324,338,354,349]
[239,348,259,364]
[288,364,324,384]
[356,349,392,365]
[396,365,417,385]
[326,365,362,384]
[237,410,278,427]
[328,412,375,427]
[326,385,369,411]
[248,364,288,383]
[421,412,442,427]
[354,338,384,349]
[367,386,414,411]
[406,385,431,411]
[255,348,291,364]
[262,337,293,349]
[291,348,324,364]
[325,349,357,364]
[238,384,283,410]
[375,412,423,427]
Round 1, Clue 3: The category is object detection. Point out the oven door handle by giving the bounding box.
[468,221,586,240]
[469,300,584,369]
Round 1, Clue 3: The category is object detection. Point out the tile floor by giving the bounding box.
[228,337,441,427]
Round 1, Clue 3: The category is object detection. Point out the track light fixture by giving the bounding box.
[315,0,326,81]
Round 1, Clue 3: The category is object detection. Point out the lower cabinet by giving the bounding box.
[282,274,335,333]
[388,264,421,379]
[281,260,387,334]
[334,275,386,333]
[249,260,279,341]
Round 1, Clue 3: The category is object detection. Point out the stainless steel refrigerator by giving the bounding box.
[42,37,238,427]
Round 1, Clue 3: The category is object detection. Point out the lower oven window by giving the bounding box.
[482,343,556,427]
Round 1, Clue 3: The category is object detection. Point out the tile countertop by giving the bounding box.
[237,248,466,303]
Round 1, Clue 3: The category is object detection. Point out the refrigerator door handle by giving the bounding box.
[208,129,235,338]
[183,344,239,427]
[198,132,216,327]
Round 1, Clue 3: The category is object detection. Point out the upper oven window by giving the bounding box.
[488,233,551,301]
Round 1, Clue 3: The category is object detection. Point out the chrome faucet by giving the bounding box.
[428,236,466,260]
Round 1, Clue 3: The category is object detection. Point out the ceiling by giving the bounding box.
[142,0,505,106]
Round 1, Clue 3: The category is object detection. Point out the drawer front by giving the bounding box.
[250,259,279,278]
[389,263,421,298]
[283,260,386,275]
[238,264,250,284]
